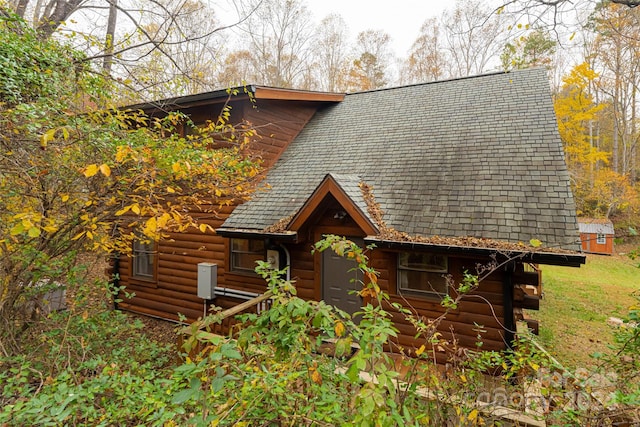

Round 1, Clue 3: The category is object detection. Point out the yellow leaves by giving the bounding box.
[10,223,25,236]
[42,225,58,233]
[115,145,130,162]
[308,361,323,385]
[166,186,175,193]
[9,213,51,238]
[555,62,607,178]
[529,239,543,248]
[39,126,69,149]
[40,128,56,149]
[99,164,111,177]
[131,204,141,215]
[83,164,99,177]
[84,163,111,178]
[71,231,85,241]
[144,216,157,234]
[334,321,346,337]
[310,367,322,385]
[198,223,213,233]
[172,162,181,173]
[61,194,70,202]
[157,213,171,229]
[115,207,128,216]
[415,344,426,357]
[467,409,479,422]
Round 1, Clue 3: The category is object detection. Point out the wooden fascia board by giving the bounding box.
[123,85,343,115]
[216,228,298,242]
[366,238,586,267]
[253,86,345,102]
[287,178,378,235]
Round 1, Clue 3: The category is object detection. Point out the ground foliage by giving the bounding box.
[1,236,638,426]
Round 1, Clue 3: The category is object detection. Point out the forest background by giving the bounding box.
[7,0,639,226]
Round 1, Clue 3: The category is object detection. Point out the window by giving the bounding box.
[596,233,606,245]
[398,252,448,297]
[230,238,265,273]
[132,239,156,280]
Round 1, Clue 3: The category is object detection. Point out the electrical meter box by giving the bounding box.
[197,262,217,299]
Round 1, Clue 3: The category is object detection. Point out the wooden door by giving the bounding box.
[321,238,363,316]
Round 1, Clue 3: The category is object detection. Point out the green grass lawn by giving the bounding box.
[527,252,639,369]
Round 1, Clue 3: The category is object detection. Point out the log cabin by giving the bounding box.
[113,68,585,357]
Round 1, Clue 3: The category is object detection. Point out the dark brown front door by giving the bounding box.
[321,238,363,316]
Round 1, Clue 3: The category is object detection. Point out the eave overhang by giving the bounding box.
[365,237,586,267]
[216,228,298,242]
[122,85,344,115]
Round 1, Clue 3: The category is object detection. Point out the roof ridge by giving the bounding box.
[345,67,543,96]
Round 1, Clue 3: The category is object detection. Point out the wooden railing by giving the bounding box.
[180,290,273,343]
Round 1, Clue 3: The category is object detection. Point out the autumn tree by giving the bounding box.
[401,17,448,84]
[345,29,394,91]
[235,0,314,88]
[497,0,640,31]
[554,62,639,218]
[121,0,230,98]
[0,12,263,355]
[555,63,607,172]
[2,0,251,102]
[310,13,351,92]
[588,1,640,178]
[217,49,256,87]
[500,28,557,71]
[442,0,507,78]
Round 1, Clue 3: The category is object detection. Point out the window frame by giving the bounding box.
[596,233,606,245]
[131,238,157,283]
[229,238,266,275]
[397,252,449,299]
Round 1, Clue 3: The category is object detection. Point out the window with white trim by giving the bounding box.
[398,252,448,297]
[596,233,606,245]
[230,238,266,273]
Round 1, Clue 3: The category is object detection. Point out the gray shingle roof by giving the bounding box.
[222,68,580,250]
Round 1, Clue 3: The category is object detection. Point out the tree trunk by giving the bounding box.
[36,0,83,39]
[14,0,30,18]
[102,0,118,76]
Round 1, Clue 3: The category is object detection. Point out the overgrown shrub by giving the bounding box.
[2,236,639,426]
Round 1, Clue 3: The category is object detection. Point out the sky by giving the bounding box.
[216,0,456,57]
[303,0,452,56]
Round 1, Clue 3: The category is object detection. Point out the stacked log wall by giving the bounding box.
[116,100,319,322]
